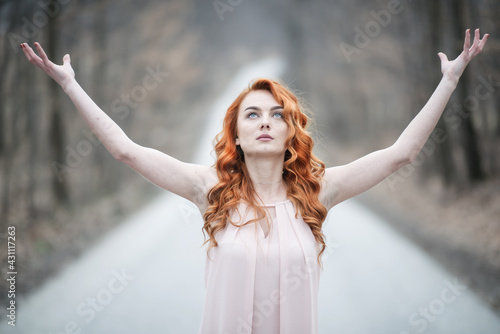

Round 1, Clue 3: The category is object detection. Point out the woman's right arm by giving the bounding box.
[21,42,217,212]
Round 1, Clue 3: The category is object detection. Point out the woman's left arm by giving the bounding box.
[320,29,489,210]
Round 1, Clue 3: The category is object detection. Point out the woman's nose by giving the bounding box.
[260,121,270,129]
[260,116,271,129]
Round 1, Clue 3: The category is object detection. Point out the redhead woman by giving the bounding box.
[21,28,488,334]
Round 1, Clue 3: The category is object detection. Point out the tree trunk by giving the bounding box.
[454,0,484,184]
[47,0,70,205]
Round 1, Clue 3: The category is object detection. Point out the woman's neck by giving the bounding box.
[244,156,287,204]
[252,181,287,204]
[245,154,284,180]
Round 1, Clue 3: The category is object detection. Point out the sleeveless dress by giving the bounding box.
[198,199,322,334]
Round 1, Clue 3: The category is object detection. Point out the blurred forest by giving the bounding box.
[0,0,499,314]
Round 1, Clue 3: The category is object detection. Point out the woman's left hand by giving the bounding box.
[438,28,489,83]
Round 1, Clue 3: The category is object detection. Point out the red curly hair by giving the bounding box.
[201,78,328,269]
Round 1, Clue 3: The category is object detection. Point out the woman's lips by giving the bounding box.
[257,134,273,141]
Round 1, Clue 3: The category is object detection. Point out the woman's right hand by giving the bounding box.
[21,42,75,89]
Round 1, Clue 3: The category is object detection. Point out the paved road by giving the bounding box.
[2,58,500,334]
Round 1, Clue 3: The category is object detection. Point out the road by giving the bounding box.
[2,58,500,334]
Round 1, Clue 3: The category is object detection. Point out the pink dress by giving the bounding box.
[198,199,322,334]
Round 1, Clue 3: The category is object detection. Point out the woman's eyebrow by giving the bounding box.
[244,105,283,111]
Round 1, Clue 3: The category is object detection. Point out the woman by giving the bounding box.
[21,28,488,333]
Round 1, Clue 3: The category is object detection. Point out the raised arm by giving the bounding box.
[21,42,217,212]
[319,29,489,210]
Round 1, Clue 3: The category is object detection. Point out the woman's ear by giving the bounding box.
[235,136,239,145]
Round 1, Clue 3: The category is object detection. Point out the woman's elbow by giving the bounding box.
[390,144,418,170]
[111,146,132,162]
[405,144,423,165]
[110,139,136,162]
[113,150,128,162]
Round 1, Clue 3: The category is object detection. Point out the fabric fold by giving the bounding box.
[198,199,321,334]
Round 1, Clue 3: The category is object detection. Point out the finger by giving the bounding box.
[438,52,448,63]
[20,43,33,62]
[467,29,480,56]
[477,33,489,53]
[22,43,43,67]
[463,29,471,55]
[34,42,50,64]
[470,28,480,51]
[62,54,71,65]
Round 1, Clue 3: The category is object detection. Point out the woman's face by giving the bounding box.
[235,90,290,158]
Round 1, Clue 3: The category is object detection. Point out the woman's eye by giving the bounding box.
[246,111,283,119]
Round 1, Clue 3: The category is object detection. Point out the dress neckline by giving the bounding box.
[258,212,278,239]
[259,199,291,207]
